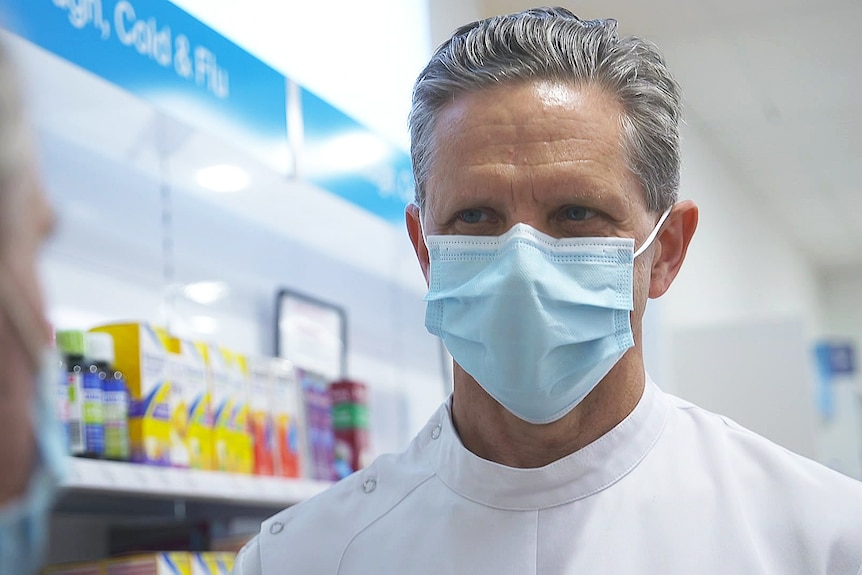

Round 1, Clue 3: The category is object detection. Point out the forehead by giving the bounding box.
[432,80,626,165]
[425,79,643,210]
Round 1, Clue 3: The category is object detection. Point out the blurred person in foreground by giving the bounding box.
[0,40,66,574]
[235,8,862,574]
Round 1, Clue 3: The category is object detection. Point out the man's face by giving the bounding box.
[418,80,660,339]
[0,166,54,505]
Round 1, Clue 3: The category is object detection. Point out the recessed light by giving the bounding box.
[182,281,229,305]
[196,164,250,192]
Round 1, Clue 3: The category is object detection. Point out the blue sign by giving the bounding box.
[814,341,857,419]
[301,87,414,224]
[0,0,288,167]
[816,342,856,376]
[0,0,414,223]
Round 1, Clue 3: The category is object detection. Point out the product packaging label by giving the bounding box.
[227,352,252,475]
[162,332,190,469]
[184,340,213,470]
[191,553,234,575]
[301,371,335,481]
[248,356,274,476]
[93,324,171,466]
[105,552,190,575]
[207,344,234,472]
[103,374,130,461]
[82,369,105,456]
[272,359,303,478]
[67,370,86,455]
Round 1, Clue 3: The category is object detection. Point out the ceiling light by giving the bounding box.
[195,164,250,192]
[182,281,229,305]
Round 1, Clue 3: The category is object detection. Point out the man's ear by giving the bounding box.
[406,203,430,284]
[649,200,698,298]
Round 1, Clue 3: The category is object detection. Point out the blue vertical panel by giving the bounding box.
[0,0,288,163]
[814,341,856,419]
[301,87,414,224]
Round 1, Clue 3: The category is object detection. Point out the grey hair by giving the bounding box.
[409,7,681,213]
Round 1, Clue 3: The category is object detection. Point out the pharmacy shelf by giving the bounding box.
[57,458,332,519]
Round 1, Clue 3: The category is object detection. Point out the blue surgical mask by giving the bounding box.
[0,351,67,574]
[423,210,670,424]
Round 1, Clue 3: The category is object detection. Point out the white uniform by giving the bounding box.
[234,379,862,574]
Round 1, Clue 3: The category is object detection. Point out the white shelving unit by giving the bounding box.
[63,457,332,508]
[47,458,334,565]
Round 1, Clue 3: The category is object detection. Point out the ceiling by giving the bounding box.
[479,0,862,274]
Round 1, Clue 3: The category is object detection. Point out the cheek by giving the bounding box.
[0,313,37,400]
[0,313,37,504]
[6,252,49,334]
[630,256,652,327]
[633,256,651,299]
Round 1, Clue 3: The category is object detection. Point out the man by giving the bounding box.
[0,40,67,574]
[235,8,862,574]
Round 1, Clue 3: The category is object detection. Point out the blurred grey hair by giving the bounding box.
[409,7,682,213]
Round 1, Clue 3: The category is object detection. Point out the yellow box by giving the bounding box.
[226,352,252,475]
[191,552,234,575]
[91,324,171,466]
[157,332,189,469]
[183,340,213,470]
[43,561,104,575]
[105,553,190,575]
[204,344,234,472]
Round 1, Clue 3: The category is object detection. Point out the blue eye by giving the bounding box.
[563,206,595,221]
[458,209,485,223]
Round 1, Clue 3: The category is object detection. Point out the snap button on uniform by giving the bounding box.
[363,477,377,493]
[431,424,442,440]
[269,521,285,535]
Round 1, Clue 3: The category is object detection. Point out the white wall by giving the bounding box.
[657,120,823,397]
[663,121,822,335]
[820,269,862,350]
[653,120,825,458]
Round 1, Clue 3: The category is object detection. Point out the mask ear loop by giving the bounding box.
[633,206,672,258]
[417,204,429,246]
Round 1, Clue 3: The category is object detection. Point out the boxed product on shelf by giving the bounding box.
[91,323,172,466]
[226,352,253,475]
[104,553,191,575]
[191,552,235,575]
[271,358,304,478]
[43,561,104,575]
[330,379,371,479]
[158,331,190,469]
[247,356,275,476]
[204,345,252,473]
[300,370,336,481]
[203,344,232,472]
[176,339,213,470]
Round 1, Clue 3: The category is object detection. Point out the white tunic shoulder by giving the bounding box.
[234,381,862,575]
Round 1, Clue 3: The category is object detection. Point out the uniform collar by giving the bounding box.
[421,377,668,511]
